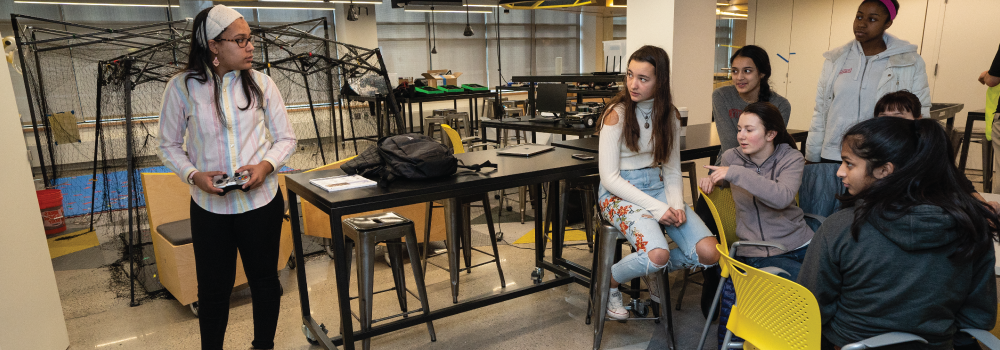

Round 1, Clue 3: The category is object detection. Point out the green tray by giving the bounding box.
[461,84,489,91]
[439,85,465,93]
[415,86,446,95]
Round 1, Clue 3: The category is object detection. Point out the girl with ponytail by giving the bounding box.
[711,45,791,164]
[799,117,998,350]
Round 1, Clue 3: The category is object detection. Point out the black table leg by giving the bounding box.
[328,208,356,349]
[533,183,546,266]
[288,191,337,349]
[960,114,976,172]
[552,180,567,264]
[419,103,425,134]
[407,99,414,133]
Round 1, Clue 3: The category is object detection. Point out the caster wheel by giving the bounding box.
[628,299,650,318]
[494,194,500,199]
[505,206,513,212]
[530,267,544,284]
[496,231,504,242]
[286,256,297,269]
[189,301,199,318]
[303,323,329,345]
[585,315,591,325]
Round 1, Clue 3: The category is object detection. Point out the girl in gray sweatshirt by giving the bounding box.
[700,102,814,279]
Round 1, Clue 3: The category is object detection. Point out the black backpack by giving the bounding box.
[342,133,495,188]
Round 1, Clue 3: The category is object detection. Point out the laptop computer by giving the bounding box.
[497,144,556,157]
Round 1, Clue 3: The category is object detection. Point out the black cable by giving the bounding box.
[494,3,507,85]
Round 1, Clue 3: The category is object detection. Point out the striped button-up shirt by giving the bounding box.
[158,69,296,214]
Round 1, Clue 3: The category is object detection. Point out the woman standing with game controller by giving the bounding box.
[157,5,295,350]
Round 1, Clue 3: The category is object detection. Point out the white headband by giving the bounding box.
[199,5,243,47]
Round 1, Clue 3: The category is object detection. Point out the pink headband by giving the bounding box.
[879,0,897,20]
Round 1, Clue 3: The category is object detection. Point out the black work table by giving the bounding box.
[553,123,809,161]
[285,147,599,349]
[404,91,497,133]
[480,116,596,144]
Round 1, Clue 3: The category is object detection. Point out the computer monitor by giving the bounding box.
[535,83,568,118]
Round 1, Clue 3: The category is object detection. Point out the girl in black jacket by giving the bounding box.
[798,117,998,350]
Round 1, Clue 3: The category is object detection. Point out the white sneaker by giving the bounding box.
[642,272,662,304]
[607,288,629,320]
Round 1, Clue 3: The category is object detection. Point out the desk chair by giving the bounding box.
[423,124,506,303]
[716,244,934,350]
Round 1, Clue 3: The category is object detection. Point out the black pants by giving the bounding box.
[190,190,284,350]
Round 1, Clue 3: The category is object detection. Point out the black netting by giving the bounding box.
[15,14,400,306]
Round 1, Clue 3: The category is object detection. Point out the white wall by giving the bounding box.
[925,0,1000,118]
[0,27,70,350]
[626,0,715,125]
[336,4,378,49]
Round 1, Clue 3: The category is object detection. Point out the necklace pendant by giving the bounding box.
[644,122,650,129]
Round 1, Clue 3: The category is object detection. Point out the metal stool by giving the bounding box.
[955,114,994,192]
[588,216,676,350]
[342,213,436,350]
[481,97,508,121]
[422,193,506,304]
[432,108,457,117]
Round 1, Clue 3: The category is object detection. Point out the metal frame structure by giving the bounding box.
[13,13,401,307]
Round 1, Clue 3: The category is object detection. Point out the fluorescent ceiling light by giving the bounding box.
[15,0,178,6]
[716,10,747,18]
[260,0,380,3]
[214,0,338,9]
[405,0,498,6]
[606,0,625,7]
[404,4,492,13]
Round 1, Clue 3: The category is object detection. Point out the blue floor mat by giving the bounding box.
[52,165,295,218]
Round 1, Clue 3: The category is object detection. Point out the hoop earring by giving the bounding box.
[212,57,220,67]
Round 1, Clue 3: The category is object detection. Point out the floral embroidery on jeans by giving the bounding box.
[600,195,648,252]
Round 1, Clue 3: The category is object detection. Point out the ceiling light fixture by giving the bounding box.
[605,0,625,7]
[14,0,178,7]
[214,1,337,10]
[462,0,474,37]
[404,5,490,13]
[716,9,747,17]
[260,0,380,3]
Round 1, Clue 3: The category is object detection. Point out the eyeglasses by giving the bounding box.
[216,35,256,48]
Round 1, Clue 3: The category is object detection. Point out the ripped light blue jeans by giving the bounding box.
[598,167,715,284]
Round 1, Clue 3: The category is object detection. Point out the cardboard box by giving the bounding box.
[421,69,463,88]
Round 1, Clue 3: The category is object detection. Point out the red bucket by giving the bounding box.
[36,189,66,235]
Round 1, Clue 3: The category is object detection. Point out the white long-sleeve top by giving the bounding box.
[598,100,684,220]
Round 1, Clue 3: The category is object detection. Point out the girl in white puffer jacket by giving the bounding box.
[805,0,930,164]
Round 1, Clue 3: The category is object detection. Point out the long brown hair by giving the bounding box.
[601,45,676,164]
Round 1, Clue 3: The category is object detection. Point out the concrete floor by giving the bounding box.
[58,240,719,350]
[53,182,726,350]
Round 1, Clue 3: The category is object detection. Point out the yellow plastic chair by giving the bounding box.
[716,244,935,350]
[697,187,788,350]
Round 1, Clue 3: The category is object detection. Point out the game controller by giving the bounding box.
[212,171,251,196]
